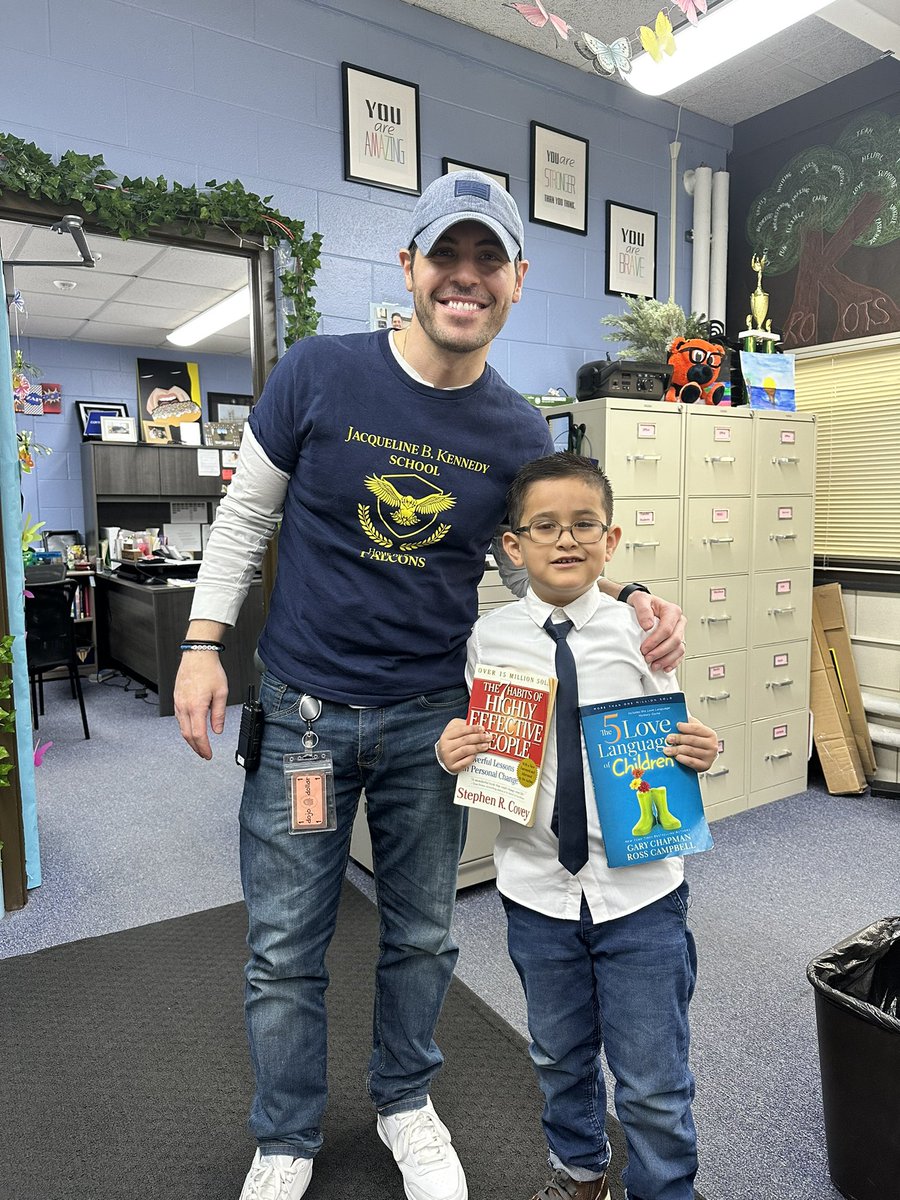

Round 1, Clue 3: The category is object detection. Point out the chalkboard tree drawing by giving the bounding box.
[746,109,900,348]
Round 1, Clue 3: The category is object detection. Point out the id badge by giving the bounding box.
[284,751,336,834]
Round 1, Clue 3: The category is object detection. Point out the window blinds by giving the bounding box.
[794,343,900,564]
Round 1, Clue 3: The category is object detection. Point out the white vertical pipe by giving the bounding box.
[708,170,730,325]
[668,139,681,301]
[690,164,713,318]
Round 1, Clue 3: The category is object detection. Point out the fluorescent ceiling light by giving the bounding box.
[167,285,250,346]
[627,0,832,96]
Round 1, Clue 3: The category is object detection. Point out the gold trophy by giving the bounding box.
[739,253,780,355]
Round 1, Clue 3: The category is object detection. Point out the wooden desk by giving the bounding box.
[94,574,265,717]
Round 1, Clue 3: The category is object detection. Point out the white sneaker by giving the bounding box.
[238,1148,313,1200]
[377,1097,468,1200]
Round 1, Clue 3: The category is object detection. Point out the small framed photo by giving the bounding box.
[530,122,589,235]
[100,415,137,443]
[442,158,510,193]
[606,200,658,298]
[369,302,413,332]
[142,420,173,444]
[77,401,129,439]
[207,392,253,423]
[342,62,421,195]
[204,421,244,449]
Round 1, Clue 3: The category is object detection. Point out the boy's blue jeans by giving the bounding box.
[239,669,469,1158]
[503,883,698,1200]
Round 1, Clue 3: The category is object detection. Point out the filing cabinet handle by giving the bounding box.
[627,540,660,549]
[626,454,662,462]
[703,536,735,545]
[772,456,800,465]
[700,615,731,624]
[765,678,794,689]
[764,750,793,762]
[704,455,736,464]
[699,691,731,702]
[770,533,798,542]
[706,767,730,778]
[767,606,796,616]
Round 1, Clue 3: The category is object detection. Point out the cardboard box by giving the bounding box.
[812,584,876,778]
[809,592,868,794]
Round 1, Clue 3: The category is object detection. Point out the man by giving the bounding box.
[174,171,686,1200]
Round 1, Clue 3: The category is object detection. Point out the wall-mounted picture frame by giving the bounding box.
[142,420,173,444]
[136,356,202,428]
[368,302,413,332]
[530,122,589,236]
[77,401,129,439]
[204,421,244,449]
[100,415,138,443]
[442,158,510,193]
[606,200,658,299]
[342,62,421,195]
[207,392,253,423]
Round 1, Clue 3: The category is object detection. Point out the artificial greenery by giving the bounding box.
[0,134,322,345]
[0,635,15,788]
[600,295,708,363]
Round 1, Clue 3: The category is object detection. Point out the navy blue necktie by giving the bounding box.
[543,616,589,875]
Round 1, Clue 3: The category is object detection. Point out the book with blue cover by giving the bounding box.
[580,692,713,869]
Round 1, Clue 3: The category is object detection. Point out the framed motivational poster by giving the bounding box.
[530,122,589,235]
[342,62,421,195]
[606,200,658,298]
[442,157,510,193]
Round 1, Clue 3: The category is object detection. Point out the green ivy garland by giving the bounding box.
[0,133,322,346]
[0,634,15,791]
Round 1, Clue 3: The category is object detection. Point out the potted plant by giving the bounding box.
[600,295,708,362]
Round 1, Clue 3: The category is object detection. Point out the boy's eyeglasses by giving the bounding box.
[513,519,610,545]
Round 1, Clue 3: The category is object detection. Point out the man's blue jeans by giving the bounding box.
[239,670,469,1158]
[504,884,698,1200]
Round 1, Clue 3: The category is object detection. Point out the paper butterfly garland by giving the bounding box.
[506,2,572,42]
[575,31,633,79]
[640,10,676,61]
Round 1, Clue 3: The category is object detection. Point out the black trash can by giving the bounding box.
[807,917,900,1200]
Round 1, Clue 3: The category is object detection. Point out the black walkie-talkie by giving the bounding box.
[236,685,264,770]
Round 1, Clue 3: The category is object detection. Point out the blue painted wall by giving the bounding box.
[14,340,251,536]
[3,0,730,393]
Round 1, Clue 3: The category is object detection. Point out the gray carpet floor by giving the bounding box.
[4,673,899,1200]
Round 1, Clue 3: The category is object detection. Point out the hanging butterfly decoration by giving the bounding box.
[640,10,676,62]
[672,0,708,27]
[575,31,632,80]
[506,1,573,44]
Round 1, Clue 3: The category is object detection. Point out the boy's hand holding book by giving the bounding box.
[663,718,719,773]
[438,718,492,773]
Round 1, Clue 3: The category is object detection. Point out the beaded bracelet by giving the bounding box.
[180,640,225,652]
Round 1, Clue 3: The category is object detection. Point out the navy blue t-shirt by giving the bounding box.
[249,330,553,705]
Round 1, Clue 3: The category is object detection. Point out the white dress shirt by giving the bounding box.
[466,585,684,923]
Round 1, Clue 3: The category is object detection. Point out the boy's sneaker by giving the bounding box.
[238,1149,313,1200]
[529,1169,610,1200]
[377,1097,468,1200]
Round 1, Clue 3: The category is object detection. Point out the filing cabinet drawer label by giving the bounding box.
[780,430,796,443]
[709,664,726,679]
[712,508,729,522]
[778,506,793,519]
[773,724,787,739]
[774,652,789,667]
[635,510,655,524]
[637,423,656,438]
[717,738,725,754]
[710,587,727,601]
[714,426,732,441]
[776,580,792,594]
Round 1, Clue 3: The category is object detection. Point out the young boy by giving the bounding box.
[438,453,718,1200]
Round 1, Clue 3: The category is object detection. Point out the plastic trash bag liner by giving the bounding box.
[807,916,900,1030]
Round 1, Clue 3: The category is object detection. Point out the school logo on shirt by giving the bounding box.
[359,471,456,553]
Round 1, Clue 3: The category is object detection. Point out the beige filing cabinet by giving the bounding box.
[550,396,816,822]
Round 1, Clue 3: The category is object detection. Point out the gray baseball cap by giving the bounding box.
[408,170,525,262]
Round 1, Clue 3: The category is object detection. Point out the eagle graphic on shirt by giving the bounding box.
[364,474,456,527]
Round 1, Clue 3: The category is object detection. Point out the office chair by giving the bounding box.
[25,578,91,740]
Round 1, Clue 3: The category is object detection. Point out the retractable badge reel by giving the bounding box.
[283,694,336,834]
